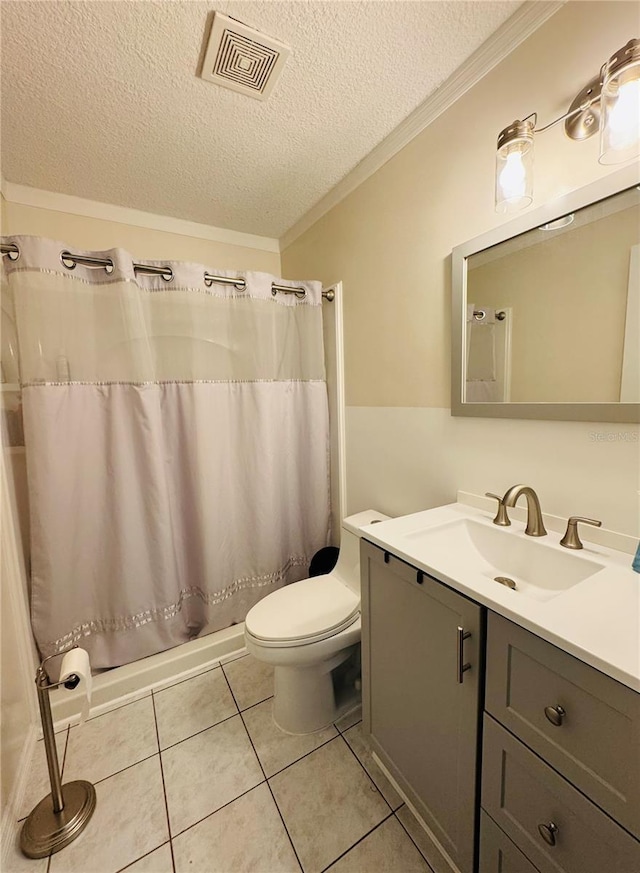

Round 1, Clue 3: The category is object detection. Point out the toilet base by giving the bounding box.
[272,645,359,734]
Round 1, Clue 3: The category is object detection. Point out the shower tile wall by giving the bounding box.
[5,656,434,873]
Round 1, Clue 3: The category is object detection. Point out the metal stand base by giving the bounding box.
[20,781,97,859]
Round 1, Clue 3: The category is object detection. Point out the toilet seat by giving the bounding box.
[245,574,359,647]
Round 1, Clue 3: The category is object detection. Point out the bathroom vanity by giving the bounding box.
[359,504,640,873]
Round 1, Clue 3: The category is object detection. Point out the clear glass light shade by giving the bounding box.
[599,45,640,165]
[495,135,534,214]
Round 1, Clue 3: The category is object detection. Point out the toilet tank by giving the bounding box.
[332,510,391,594]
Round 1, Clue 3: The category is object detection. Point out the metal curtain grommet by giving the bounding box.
[60,251,77,270]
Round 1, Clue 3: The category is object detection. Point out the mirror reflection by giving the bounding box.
[464,185,640,403]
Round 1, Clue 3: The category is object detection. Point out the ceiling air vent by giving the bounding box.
[200,12,290,101]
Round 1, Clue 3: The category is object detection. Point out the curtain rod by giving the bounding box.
[472,309,506,322]
[1,243,335,301]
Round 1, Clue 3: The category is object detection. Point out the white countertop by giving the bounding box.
[360,502,640,693]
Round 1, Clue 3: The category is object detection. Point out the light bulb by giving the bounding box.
[606,78,640,152]
[495,119,534,213]
[599,39,640,165]
[499,151,527,202]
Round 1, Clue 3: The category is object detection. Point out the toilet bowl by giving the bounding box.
[244,510,390,734]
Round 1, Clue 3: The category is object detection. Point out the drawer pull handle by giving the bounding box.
[544,705,566,726]
[456,626,471,684]
[537,822,559,846]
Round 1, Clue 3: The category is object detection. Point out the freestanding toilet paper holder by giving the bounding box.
[20,646,96,859]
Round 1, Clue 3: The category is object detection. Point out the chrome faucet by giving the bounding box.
[502,485,547,537]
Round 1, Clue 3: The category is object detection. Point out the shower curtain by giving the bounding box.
[2,235,330,668]
[465,304,501,402]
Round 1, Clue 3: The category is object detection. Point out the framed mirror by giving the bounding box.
[451,164,640,422]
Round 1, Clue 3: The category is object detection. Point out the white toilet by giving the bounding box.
[244,510,390,734]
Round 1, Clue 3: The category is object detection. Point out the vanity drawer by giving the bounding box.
[486,612,640,837]
[482,715,640,873]
[479,810,540,873]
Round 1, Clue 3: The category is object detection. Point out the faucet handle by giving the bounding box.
[560,516,602,550]
[485,493,511,527]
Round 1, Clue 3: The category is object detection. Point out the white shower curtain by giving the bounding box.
[2,235,330,668]
[465,304,500,402]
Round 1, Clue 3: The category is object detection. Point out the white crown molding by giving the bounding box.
[2,181,280,254]
[280,0,565,251]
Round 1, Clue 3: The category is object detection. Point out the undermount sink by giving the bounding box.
[401,518,604,602]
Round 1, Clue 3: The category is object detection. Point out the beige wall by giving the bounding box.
[3,201,281,274]
[470,204,640,402]
[282,1,640,537]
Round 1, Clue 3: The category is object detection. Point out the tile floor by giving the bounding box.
[5,654,434,873]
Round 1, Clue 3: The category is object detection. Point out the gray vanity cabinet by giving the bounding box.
[479,810,539,873]
[485,612,640,838]
[481,613,640,873]
[360,540,483,873]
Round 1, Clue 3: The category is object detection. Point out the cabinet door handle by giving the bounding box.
[456,626,471,684]
[537,822,558,846]
[544,705,566,726]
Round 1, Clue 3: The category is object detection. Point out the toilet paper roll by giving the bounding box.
[59,647,92,724]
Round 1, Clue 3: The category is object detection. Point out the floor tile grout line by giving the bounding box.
[236,692,275,716]
[58,725,69,781]
[229,693,360,784]
[169,777,268,841]
[219,658,273,714]
[223,667,304,873]
[151,691,177,873]
[319,809,396,873]
[64,690,154,729]
[49,655,246,734]
[19,721,344,825]
[159,707,240,753]
[115,840,172,873]
[337,731,395,813]
[334,715,363,735]
[394,809,437,873]
[16,727,71,826]
[237,691,344,780]
[61,659,231,730]
[16,750,162,825]
[264,779,304,873]
[82,751,161,789]
[266,731,341,780]
[220,660,240,705]
[219,650,249,666]
[239,693,273,713]
[238,708,305,873]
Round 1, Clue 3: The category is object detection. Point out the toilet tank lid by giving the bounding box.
[245,575,359,643]
[342,510,391,535]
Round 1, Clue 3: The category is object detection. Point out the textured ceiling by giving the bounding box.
[1,1,523,238]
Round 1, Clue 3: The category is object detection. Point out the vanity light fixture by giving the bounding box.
[495,38,640,213]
